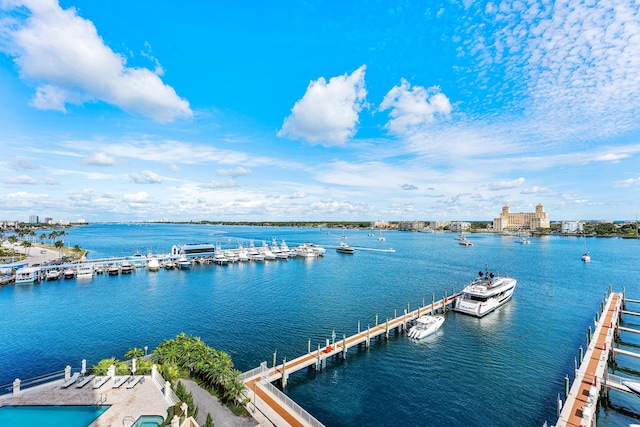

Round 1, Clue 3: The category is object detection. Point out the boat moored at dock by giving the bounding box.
[454,268,516,317]
[76,264,94,279]
[408,315,445,339]
[15,267,41,284]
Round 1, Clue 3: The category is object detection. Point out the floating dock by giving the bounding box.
[241,293,458,427]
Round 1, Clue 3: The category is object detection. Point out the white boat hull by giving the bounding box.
[454,282,516,317]
[408,315,445,339]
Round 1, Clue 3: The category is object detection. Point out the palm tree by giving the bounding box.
[48,231,58,245]
[21,240,32,255]
[124,347,144,359]
[54,240,64,260]
[7,235,17,261]
[39,233,46,245]
[73,244,82,259]
[221,369,246,403]
[28,229,36,243]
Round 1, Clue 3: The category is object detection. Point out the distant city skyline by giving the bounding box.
[1,1,640,222]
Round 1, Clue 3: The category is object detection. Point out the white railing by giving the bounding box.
[0,370,65,396]
[260,380,325,427]
[150,370,180,405]
[240,366,263,382]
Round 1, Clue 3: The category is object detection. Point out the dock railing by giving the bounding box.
[259,379,325,427]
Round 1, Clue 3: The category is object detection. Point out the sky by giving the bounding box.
[1,0,640,223]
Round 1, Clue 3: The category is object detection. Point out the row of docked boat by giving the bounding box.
[166,240,326,268]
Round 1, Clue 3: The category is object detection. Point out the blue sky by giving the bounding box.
[1,0,640,222]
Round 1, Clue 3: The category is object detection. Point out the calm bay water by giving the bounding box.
[1,224,640,426]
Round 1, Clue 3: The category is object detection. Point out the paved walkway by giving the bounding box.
[181,379,259,427]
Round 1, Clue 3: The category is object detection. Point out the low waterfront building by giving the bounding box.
[431,221,451,229]
[450,221,471,232]
[397,221,425,231]
[561,221,584,233]
[493,203,550,231]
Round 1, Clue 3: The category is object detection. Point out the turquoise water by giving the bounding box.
[1,224,640,426]
[132,414,164,427]
[0,405,109,426]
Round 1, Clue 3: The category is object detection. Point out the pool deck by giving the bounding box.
[0,375,168,427]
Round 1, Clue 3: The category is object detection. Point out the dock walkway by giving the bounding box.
[242,294,458,427]
[556,292,622,427]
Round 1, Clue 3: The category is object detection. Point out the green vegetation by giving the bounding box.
[91,333,250,422]
[153,333,248,415]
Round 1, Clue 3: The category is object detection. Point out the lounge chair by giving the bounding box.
[92,375,111,389]
[61,372,80,388]
[126,375,144,389]
[76,374,95,388]
[112,376,130,388]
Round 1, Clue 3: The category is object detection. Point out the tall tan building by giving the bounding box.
[493,203,550,231]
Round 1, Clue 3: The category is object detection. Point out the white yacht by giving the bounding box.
[279,240,292,258]
[271,239,288,259]
[260,241,276,260]
[454,268,517,317]
[120,261,133,274]
[147,258,160,271]
[15,267,41,284]
[76,264,94,279]
[295,243,316,258]
[213,251,229,265]
[248,242,265,262]
[237,245,250,262]
[408,315,445,339]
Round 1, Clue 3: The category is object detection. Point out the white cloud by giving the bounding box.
[84,152,115,166]
[287,191,306,199]
[123,191,153,204]
[216,167,251,177]
[278,65,367,146]
[13,155,39,169]
[591,153,630,163]
[44,176,58,185]
[488,177,525,190]
[198,179,239,189]
[614,177,640,188]
[0,0,192,122]
[521,186,557,196]
[4,174,39,185]
[129,170,162,184]
[379,79,452,136]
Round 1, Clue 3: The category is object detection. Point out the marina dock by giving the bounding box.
[556,291,640,427]
[241,293,459,427]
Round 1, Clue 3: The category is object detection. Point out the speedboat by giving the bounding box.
[177,257,192,269]
[63,268,77,279]
[623,380,640,397]
[454,268,517,317]
[107,264,120,275]
[120,261,133,274]
[336,242,355,254]
[46,269,62,281]
[459,238,473,246]
[408,315,445,339]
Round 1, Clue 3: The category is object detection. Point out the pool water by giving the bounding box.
[132,415,164,427]
[0,405,109,427]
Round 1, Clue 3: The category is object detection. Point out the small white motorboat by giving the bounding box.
[336,242,355,254]
[408,315,445,339]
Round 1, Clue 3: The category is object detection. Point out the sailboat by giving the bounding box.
[378,230,385,242]
[581,236,591,262]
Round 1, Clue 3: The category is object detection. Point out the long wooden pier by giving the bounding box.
[556,291,622,427]
[241,293,459,427]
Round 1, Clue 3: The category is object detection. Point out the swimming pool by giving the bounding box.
[132,414,164,427]
[0,404,109,426]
